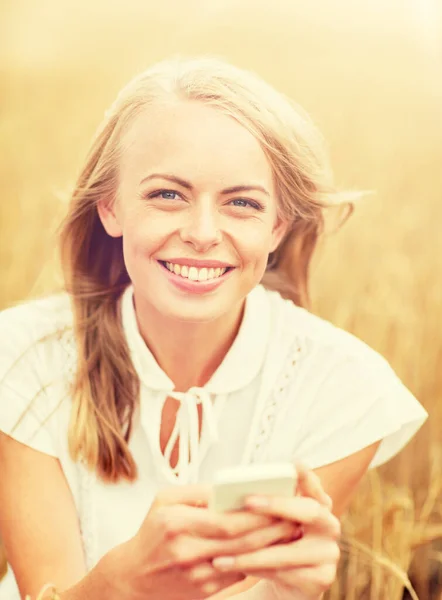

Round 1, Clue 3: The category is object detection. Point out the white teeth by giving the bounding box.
[188,267,198,281]
[163,262,229,281]
[198,267,208,281]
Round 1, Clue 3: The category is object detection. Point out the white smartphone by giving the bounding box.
[210,462,297,513]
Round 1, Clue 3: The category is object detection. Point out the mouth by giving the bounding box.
[158,260,235,282]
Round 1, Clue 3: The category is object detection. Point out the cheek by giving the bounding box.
[234,226,275,267]
[120,219,162,280]
[121,210,168,254]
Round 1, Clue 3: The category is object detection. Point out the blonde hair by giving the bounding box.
[59,55,353,482]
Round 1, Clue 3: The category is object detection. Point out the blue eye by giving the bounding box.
[230,198,263,210]
[151,190,179,200]
[150,189,181,200]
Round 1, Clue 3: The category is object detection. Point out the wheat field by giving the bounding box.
[1,1,441,598]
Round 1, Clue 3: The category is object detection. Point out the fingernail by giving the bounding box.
[293,524,304,541]
[245,496,269,508]
[213,556,235,570]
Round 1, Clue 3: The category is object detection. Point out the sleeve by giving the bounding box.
[0,309,59,457]
[291,350,428,470]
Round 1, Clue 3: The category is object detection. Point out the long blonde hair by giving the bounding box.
[59,55,353,482]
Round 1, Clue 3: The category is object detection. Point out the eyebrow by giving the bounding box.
[140,173,270,197]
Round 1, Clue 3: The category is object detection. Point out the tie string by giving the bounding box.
[166,387,219,483]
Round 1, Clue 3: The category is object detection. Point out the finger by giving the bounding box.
[207,510,276,539]
[163,519,300,568]
[186,560,244,586]
[212,535,340,571]
[155,504,275,540]
[233,564,338,596]
[210,520,302,557]
[295,463,332,509]
[194,574,246,599]
[243,495,340,536]
[183,562,246,597]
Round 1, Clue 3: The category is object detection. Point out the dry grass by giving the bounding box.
[1,1,441,598]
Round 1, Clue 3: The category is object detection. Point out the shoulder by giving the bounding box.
[0,292,73,332]
[0,294,75,457]
[253,287,427,470]
[260,285,388,372]
[0,293,75,374]
[0,291,72,328]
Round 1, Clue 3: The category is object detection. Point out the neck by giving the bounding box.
[132,296,245,392]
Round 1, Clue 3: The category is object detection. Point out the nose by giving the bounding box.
[179,199,222,252]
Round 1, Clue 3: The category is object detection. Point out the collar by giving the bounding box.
[120,283,271,395]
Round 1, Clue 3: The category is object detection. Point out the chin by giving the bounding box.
[158,295,236,324]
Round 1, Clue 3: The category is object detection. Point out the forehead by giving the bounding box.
[119,100,273,188]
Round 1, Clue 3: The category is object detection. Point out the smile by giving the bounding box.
[158,261,234,282]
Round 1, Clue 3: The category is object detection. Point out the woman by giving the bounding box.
[0,56,427,600]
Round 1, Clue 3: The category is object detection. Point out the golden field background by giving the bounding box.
[0,1,441,598]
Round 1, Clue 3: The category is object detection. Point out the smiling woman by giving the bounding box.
[98,99,286,325]
[0,56,427,600]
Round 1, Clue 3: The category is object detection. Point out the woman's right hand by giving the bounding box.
[113,484,299,600]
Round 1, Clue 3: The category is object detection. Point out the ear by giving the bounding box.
[270,217,289,253]
[97,198,123,238]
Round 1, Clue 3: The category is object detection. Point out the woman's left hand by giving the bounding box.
[211,464,341,600]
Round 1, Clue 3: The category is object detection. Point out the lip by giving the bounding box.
[158,257,235,269]
[157,260,235,294]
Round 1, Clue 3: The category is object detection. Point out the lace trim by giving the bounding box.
[250,341,306,463]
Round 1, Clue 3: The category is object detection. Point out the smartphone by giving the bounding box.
[210,462,297,513]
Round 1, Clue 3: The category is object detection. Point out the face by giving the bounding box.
[98,100,287,323]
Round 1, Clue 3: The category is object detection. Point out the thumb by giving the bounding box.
[294,462,333,510]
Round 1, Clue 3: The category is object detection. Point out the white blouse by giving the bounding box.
[0,284,428,599]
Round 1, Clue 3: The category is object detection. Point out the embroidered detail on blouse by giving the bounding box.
[250,341,306,463]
